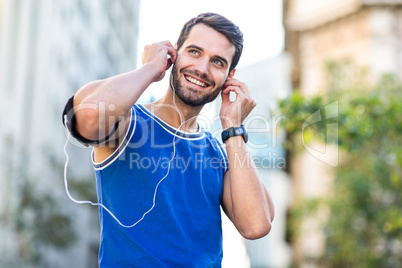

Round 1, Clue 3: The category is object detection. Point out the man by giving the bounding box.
[63,12,274,267]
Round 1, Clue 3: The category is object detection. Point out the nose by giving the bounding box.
[194,58,210,75]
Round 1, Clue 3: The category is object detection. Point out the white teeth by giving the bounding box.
[185,76,207,87]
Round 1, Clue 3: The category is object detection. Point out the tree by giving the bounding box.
[279,61,402,267]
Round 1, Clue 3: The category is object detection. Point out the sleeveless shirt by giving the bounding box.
[93,104,228,267]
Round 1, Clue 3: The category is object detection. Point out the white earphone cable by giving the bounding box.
[63,70,213,228]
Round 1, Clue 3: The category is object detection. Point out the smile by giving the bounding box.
[184,75,209,88]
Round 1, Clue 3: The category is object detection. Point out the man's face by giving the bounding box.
[171,23,236,107]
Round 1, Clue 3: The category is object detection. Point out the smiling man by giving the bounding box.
[63,13,274,267]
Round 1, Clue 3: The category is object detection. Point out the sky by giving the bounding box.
[136,0,284,100]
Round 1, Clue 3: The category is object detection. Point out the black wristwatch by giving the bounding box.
[221,125,248,143]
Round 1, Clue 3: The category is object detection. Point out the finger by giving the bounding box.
[223,85,248,101]
[226,79,250,96]
[224,78,251,97]
[225,85,257,112]
[155,40,174,51]
[221,87,231,103]
[223,78,241,88]
[228,86,256,111]
[166,46,177,64]
[158,40,174,46]
[158,40,177,63]
[166,58,173,70]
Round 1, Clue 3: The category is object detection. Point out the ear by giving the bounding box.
[228,69,236,78]
[174,42,178,50]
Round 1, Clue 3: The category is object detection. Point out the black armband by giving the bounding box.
[62,95,120,147]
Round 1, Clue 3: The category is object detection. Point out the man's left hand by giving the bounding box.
[220,78,256,129]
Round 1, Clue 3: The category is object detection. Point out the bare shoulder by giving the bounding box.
[92,111,131,163]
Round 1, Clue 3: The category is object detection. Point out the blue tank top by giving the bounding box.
[93,104,228,267]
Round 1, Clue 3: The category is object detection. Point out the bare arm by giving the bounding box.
[220,78,275,240]
[73,41,177,144]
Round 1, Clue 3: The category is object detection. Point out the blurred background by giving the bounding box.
[0,0,401,267]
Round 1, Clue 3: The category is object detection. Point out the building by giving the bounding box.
[0,0,140,267]
[283,0,402,265]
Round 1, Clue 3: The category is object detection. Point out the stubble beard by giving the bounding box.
[170,64,223,107]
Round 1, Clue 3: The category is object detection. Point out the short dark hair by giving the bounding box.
[176,13,244,72]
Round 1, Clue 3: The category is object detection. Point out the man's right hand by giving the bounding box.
[71,41,177,153]
[142,41,177,83]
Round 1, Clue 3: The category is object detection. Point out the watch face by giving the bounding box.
[222,126,248,143]
[235,128,243,135]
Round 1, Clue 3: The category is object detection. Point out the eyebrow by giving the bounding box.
[185,44,229,67]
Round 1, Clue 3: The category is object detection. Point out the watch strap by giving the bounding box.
[221,125,247,143]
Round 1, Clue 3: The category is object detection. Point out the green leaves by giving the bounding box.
[279,61,402,266]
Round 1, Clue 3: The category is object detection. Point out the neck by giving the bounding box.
[151,87,203,132]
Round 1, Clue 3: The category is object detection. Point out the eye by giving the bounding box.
[213,59,223,66]
[189,50,199,55]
